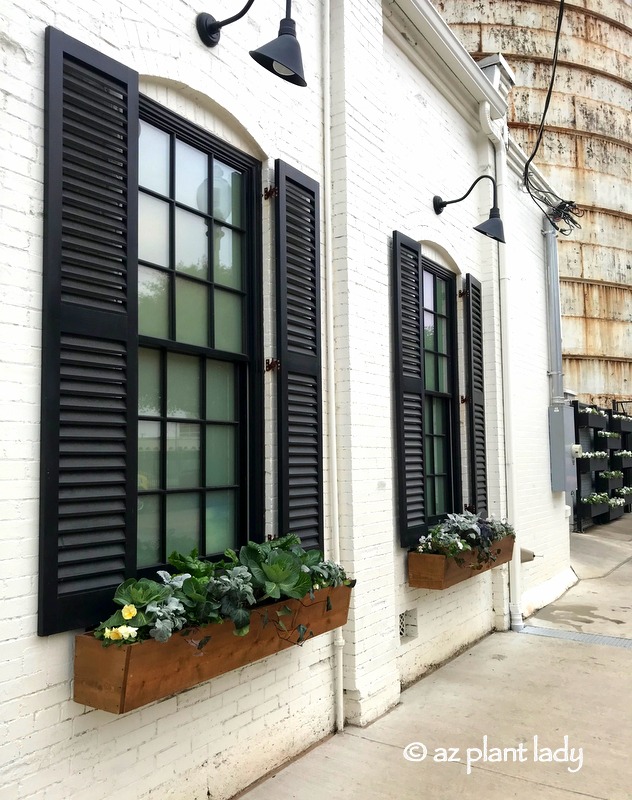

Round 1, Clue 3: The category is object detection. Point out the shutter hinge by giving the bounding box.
[459,288,468,298]
[263,186,279,200]
[265,358,281,372]
[461,395,469,404]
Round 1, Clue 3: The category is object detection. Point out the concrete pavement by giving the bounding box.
[238,520,632,800]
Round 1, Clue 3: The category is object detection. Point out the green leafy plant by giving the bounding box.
[615,486,632,496]
[599,470,623,478]
[580,492,609,505]
[613,450,632,458]
[416,511,515,568]
[597,430,619,439]
[577,451,608,459]
[94,539,352,647]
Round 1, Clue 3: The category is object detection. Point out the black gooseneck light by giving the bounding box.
[433,175,506,244]
[196,0,306,87]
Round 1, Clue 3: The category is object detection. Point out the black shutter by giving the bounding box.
[39,28,139,634]
[464,274,488,516]
[392,232,426,547]
[275,160,323,550]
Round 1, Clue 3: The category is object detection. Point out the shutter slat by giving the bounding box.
[465,274,487,516]
[393,232,426,546]
[39,27,138,635]
[276,161,322,551]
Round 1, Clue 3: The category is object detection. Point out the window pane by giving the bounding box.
[175,209,209,279]
[206,490,236,554]
[207,361,236,421]
[213,161,242,226]
[138,266,169,339]
[435,476,447,514]
[138,421,161,490]
[214,226,242,290]
[426,480,435,517]
[425,435,434,472]
[139,193,169,266]
[139,122,169,195]
[176,139,208,213]
[434,398,445,434]
[167,422,201,488]
[176,277,209,347]
[215,290,243,353]
[138,495,161,567]
[206,425,236,486]
[437,317,447,354]
[424,311,435,351]
[139,348,161,416]
[167,353,200,418]
[423,271,434,311]
[166,493,200,555]
[436,279,447,315]
[424,352,436,390]
[434,437,446,473]
[438,355,448,393]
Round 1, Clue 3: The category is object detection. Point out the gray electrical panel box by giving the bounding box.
[549,404,577,492]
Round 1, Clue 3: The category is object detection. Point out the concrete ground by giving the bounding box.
[238,520,632,800]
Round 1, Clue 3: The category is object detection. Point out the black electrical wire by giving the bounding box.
[522,0,582,235]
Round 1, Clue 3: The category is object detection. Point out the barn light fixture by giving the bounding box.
[196,0,306,87]
[433,175,505,244]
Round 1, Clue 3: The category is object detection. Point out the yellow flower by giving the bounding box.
[122,604,137,620]
[105,627,123,640]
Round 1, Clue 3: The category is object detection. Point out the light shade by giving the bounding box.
[474,206,505,244]
[249,17,306,87]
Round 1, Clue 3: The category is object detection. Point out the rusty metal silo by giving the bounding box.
[430,0,632,406]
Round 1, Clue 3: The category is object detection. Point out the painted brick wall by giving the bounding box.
[0,0,573,797]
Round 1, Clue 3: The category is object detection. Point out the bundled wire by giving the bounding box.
[523,0,583,235]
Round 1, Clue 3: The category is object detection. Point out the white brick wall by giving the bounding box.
[0,0,572,796]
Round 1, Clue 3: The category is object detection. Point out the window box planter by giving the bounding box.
[73,585,352,714]
[407,535,514,590]
[596,475,624,492]
[611,456,632,470]
[580,502,608,519]
[577,412,607,430]
[578,457,608,473]
[610,417,632,434]
[601,435,623,450]
[607,506,624,522]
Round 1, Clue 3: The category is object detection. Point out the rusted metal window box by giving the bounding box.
[407,535,514,590]
[73,585,352,714]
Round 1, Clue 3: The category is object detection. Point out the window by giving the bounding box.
[38,28,323,635]
[135,113,257,570]
[392,232,486,548]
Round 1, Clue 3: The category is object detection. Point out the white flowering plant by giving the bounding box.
[613,450,632,458]
[615,486,632,496]
[599,470,623,479]
[581,492,609,505]
[609,497,626,507]
[94,535,352,647]
[417,511,515,566]
[577,451,608,459]
[597,430,620,439]
[583,407,608,417]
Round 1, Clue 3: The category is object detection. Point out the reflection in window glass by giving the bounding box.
[138,420,161,490]
[139,348,161,416]
[206,490,236,554]
[175,209,209,279]
[206,425,235,486]
[176,139,208,212]
[166,493,199,555]
[176,277,209,348]
[139,122,169,195]
[206,361,236,421]
[215,290,242,353]
[138,266,169,339]
[214,226,242,290]
[423,271,434,311]
[213,161,242,226]
[139,193,170,266]
[137,495,161,568]
[167,353,200,419]
[167,422,201,489]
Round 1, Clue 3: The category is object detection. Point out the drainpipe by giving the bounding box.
[479,102,524,632]
[543,218,564,405]
[322,0,345,731]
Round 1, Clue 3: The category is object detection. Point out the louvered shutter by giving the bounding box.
[392,232,426,547]
[275,160,323,550]
[464,274,488,516]
[39,28,139,634]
